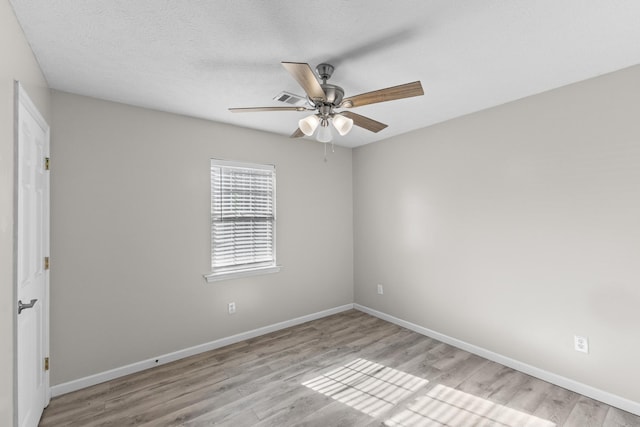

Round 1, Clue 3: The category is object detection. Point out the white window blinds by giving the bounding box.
[210,160,276,275]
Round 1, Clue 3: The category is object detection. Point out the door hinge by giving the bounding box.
[44,357,49,371]
[44,256,50,270]
[44,157,50,171]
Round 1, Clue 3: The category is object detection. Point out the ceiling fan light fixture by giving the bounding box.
[299,114,320,136]
[316,122,332,143]
[332,114,354,136]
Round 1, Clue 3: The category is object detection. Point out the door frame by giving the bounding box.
[13,81,51,426]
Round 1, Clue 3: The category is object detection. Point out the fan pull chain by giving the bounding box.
[324,142,327,162]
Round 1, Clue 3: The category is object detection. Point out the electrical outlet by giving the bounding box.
[377,284,384,295]
[574,335,589,354]
[228,302,236,315]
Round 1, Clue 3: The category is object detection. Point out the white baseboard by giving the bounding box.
[51,302,640,417]
[51,303,354,397]
[354,303,640,417]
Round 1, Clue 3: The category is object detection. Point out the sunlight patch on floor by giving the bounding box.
[302,358,429,417]
[384,383,556,427]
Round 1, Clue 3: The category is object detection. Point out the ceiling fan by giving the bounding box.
[229,62,424,142]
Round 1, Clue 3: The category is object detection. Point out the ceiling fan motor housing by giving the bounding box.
[312,63,344,110]
[318,84,344,107]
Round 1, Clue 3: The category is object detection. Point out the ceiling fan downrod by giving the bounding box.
[315,63,334,84]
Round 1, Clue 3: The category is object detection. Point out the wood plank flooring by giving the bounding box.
[39,310,640,426]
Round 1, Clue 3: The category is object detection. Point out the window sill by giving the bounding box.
[204,265,281,283]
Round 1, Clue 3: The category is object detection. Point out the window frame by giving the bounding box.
[204,159,280,283]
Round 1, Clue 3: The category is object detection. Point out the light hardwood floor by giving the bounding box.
[40,310,640,426]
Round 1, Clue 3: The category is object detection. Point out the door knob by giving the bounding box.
[18,299,37,315]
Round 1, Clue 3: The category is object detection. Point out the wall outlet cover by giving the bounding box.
[574,335,589,354]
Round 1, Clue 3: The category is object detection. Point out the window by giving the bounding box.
[205,159,279,282]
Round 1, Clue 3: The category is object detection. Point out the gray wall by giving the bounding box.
[353,65,640,403]
[50,91,354,385]
[0,1,51,424]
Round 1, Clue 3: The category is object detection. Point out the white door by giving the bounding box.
[16,82,50,427]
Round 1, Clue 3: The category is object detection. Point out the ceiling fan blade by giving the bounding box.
[229,106,308,113]
[340,111,388,133]
[290,128,305,138]
[281,62,326,102]
[341,81,424,108]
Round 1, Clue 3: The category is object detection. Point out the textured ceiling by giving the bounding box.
[10,0,640,148]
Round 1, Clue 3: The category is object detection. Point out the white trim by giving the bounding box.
[49,301,640,416]
[51,303,354,397]
[204,265,281,283]
[210,158,275,171]
[354,304,640,417]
